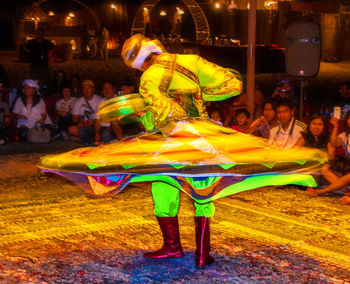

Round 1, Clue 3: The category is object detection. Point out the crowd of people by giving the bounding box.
[206,79,350,205]
[0,73,140,145]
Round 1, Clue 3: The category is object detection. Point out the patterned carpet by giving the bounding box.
[0,155,350,283]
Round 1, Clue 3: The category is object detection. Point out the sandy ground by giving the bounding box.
[0,152,350,283]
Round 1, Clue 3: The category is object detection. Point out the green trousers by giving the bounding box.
[151,182,215,217]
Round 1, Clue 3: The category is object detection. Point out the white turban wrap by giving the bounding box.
[22,79,40,90]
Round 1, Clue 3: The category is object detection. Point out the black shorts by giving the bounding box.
[330,156,350,175]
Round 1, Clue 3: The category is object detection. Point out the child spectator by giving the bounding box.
[231,108,250,133]
[12,79,50,142]
[68,80,101,145]
[55,85,76,140]
[268,98,306,149]
[209,109,223,126]
[94,80,123,145]
[224,84,264,126]
[306,111,350,203]
[247,99,278,139]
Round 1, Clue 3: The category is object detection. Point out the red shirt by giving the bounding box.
[231,125,249,133]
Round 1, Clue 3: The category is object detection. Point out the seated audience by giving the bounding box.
[268,98,306,149]
[296,113,333,153]
[118,80,143,137]
[271,78,293,100]
[119,79,136,96]
[55,85,76,140]
[12,79,50,142]
[224,85,263,126]
[332,82,350,108]
[231,108,250,133]
[306,112,350,204]
[94,80,123,145]
[0,92,11,145]
[247,99,278,139]
[68,80,101,145]
[209,109,223,125]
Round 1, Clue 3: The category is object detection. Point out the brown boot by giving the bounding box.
[195,216,214,268]
[144,216,184,259]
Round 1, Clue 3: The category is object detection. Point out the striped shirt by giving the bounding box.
[268,118,306,149]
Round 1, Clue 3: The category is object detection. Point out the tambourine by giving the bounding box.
[98,93,146,124]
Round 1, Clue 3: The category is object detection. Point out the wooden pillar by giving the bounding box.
[247,0,256,119]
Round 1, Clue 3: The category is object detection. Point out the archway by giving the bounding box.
[131,0,210,41]
[18,0,100,44]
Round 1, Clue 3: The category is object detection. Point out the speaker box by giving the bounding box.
[285,22,321,77]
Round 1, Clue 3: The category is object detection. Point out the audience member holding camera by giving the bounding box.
[68,80,101,145]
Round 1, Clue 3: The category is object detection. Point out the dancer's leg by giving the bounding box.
[144,182,183,259]
[194,201,215,268]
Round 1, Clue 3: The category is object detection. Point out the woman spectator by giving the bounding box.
[306,111,350,204]
[12,79,50,142]
[295,113,333,154]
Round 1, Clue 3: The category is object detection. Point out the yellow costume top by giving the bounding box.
[139,53,242,130]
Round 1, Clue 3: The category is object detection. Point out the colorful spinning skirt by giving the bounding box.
[39,120,328,204]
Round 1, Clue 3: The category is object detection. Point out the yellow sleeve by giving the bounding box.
[196,56,243,101]
[139,75,188,130]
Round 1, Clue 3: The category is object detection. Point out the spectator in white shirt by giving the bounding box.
[13,79,50,142]
[94,80,123,145]
[55,85,76,140]
[268,98,306,149]
[68,80,101,145]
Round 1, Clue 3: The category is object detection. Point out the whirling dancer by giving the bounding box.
[40,34,327,268]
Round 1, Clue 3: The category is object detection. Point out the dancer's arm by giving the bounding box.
[139,76,188,131]
[197,57,243,101]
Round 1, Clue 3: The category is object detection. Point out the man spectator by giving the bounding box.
[333,82,350,108]
[87,24,97,59]
[247,99,278,139]
[268,98,306,149]
[98,25,110,60]
[68,80,101,145]
[25,28,55,88]
[118,79,142,137]
[94,80,123,145]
